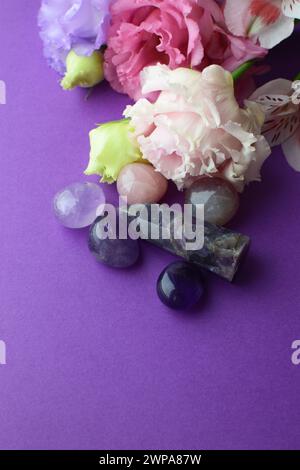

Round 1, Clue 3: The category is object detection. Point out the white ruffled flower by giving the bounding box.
[124,64,271,192]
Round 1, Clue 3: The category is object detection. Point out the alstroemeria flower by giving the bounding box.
[250,79,300,170]
[224,0,300,49]
[124,64,271,191]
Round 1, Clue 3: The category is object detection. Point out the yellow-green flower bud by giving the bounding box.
[61,50,104,90]
[84,119,143,183]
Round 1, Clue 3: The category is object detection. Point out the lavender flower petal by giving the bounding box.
[38,0,110,74]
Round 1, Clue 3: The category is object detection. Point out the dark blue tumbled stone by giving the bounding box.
[89,216,140,268]
[157,261,204,310]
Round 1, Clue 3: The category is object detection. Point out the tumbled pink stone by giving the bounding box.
[117,163,168,204]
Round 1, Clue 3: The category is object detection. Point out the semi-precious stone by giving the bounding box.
[157,261,205,310]
[117,163,168,204]
[185,177,239,226]
[89,216,140,268]
[53,182,105,228]
[122,204,250,281]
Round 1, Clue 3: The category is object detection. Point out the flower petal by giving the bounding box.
[256,13,294,48]
[38,0,110,74]
[224,0,253,37]
[85,119,143,183]
[282,0,300,18]
[249,79,300,146]
[250,78,292,100]
[282,129,300,170]
[128,64,270,191]
[261,112,300,146]
[224,0,294,49]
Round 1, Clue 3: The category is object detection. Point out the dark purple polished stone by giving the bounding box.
[157,261,205,310]
[122,204,250,282]
[89,216,140,268]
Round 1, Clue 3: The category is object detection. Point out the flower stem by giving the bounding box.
[232,61,255,82]
[294,72,300,81]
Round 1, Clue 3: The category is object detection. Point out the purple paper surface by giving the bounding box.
[0,0,300,450]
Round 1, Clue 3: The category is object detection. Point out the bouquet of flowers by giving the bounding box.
[40,0,300,310]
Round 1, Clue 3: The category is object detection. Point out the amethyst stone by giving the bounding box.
[89,216,140,268]
[122,204,250,282]
[157,261,204,310]
[53,182,105,228]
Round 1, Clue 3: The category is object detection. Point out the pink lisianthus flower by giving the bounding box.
[124,64,271,191]
[250,79,300,170]
[104,0,266,100]
[224,0,300,49]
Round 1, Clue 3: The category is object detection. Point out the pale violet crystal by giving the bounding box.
[53,182,105,228]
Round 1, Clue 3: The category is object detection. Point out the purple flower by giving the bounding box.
[38,0,110,74]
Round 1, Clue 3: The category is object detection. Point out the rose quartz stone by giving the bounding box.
[117,163,168,204]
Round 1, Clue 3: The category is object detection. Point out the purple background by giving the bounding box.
[0,0,300,450]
